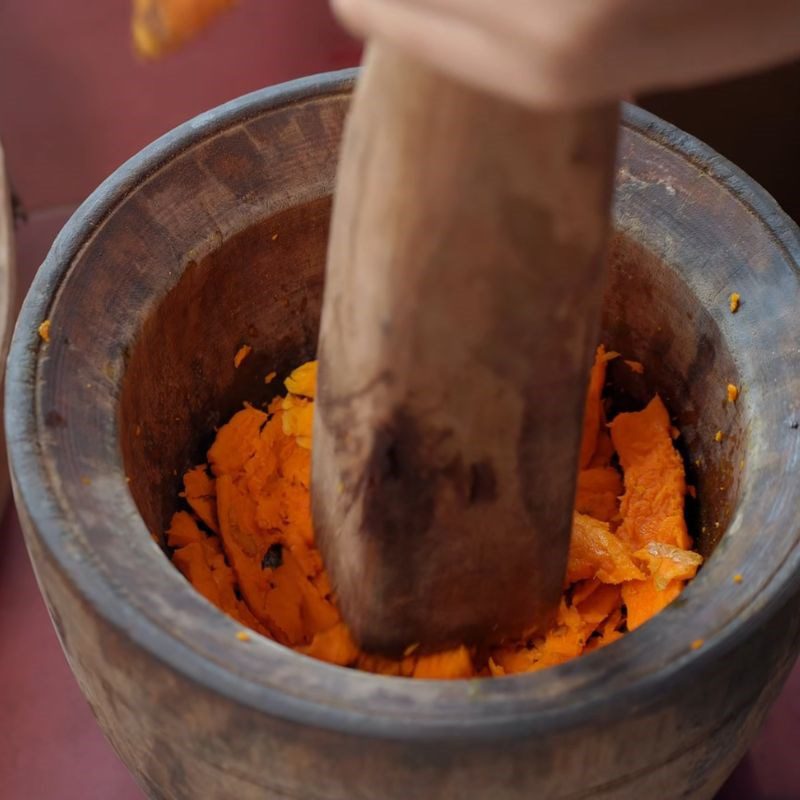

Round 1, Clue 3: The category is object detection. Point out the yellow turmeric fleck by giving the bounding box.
[733,573,744,584]
[691,638,705,650]
[80,476,92,486]
[726,383,739,403]
[233,345,252,369]
[38,320,51,343]
[235,631,252,642]
[729,292,741,313]
[714,430,724,443]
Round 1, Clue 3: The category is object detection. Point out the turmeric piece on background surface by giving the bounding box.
[233,345,252,368]
[168,351,702,679]
[132,0,237,59]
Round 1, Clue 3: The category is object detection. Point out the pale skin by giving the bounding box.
[332,0,800,108]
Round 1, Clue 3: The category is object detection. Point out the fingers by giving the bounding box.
[336,0,574,48]
[332,0,609,108]
[333,0,800,108]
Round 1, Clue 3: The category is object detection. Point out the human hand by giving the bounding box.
[332,0,800,107]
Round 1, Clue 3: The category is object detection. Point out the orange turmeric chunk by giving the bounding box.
[622,579,683,631]
[611,396,690,550]
[182,465,219,533]
[233,345,252,368]
[588,429,615,468]
[633,542,703,590]
[281,394,313,448]
[567,513,645,585]
[585,608,625,652]
[300,623,360,667]
[132,0,237,59]
[530,601,587,669]
[570,579,602,606]
[413,646,474,679]
[575,467,622,522]
[172,541,223,607]
[284,361,317,398]
[357,652,417,677]
[579,345,613,468]
[575,583,621,627]
[208,406,267,476]
[166,510,206,548]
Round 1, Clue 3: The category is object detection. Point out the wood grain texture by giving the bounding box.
[313,46,619,652]
[6,74,800,799]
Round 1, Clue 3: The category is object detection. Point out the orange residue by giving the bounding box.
[132,0,237,59]
[264,371,277,384]
[715,430,724,443]
[167,348,702,678]
[38,320,51,343]
[727,383,739,403]
[729,292,741,313]
[624,359,644,374]
[233,345,252,369]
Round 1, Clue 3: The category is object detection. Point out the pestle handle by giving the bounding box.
[312,44,618,655]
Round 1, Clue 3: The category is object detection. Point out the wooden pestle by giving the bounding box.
[312,44,618,655]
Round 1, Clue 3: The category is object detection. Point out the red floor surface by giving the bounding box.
[0,2,798,798]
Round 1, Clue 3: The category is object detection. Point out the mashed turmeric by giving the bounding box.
[167,347,702,678]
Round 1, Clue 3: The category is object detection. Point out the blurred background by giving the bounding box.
[0,1,797,798]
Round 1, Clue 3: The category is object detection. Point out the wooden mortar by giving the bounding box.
[6,72,800,800]
[0,142,17,518]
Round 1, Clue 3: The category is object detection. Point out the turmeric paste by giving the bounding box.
[167,347,703,678]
